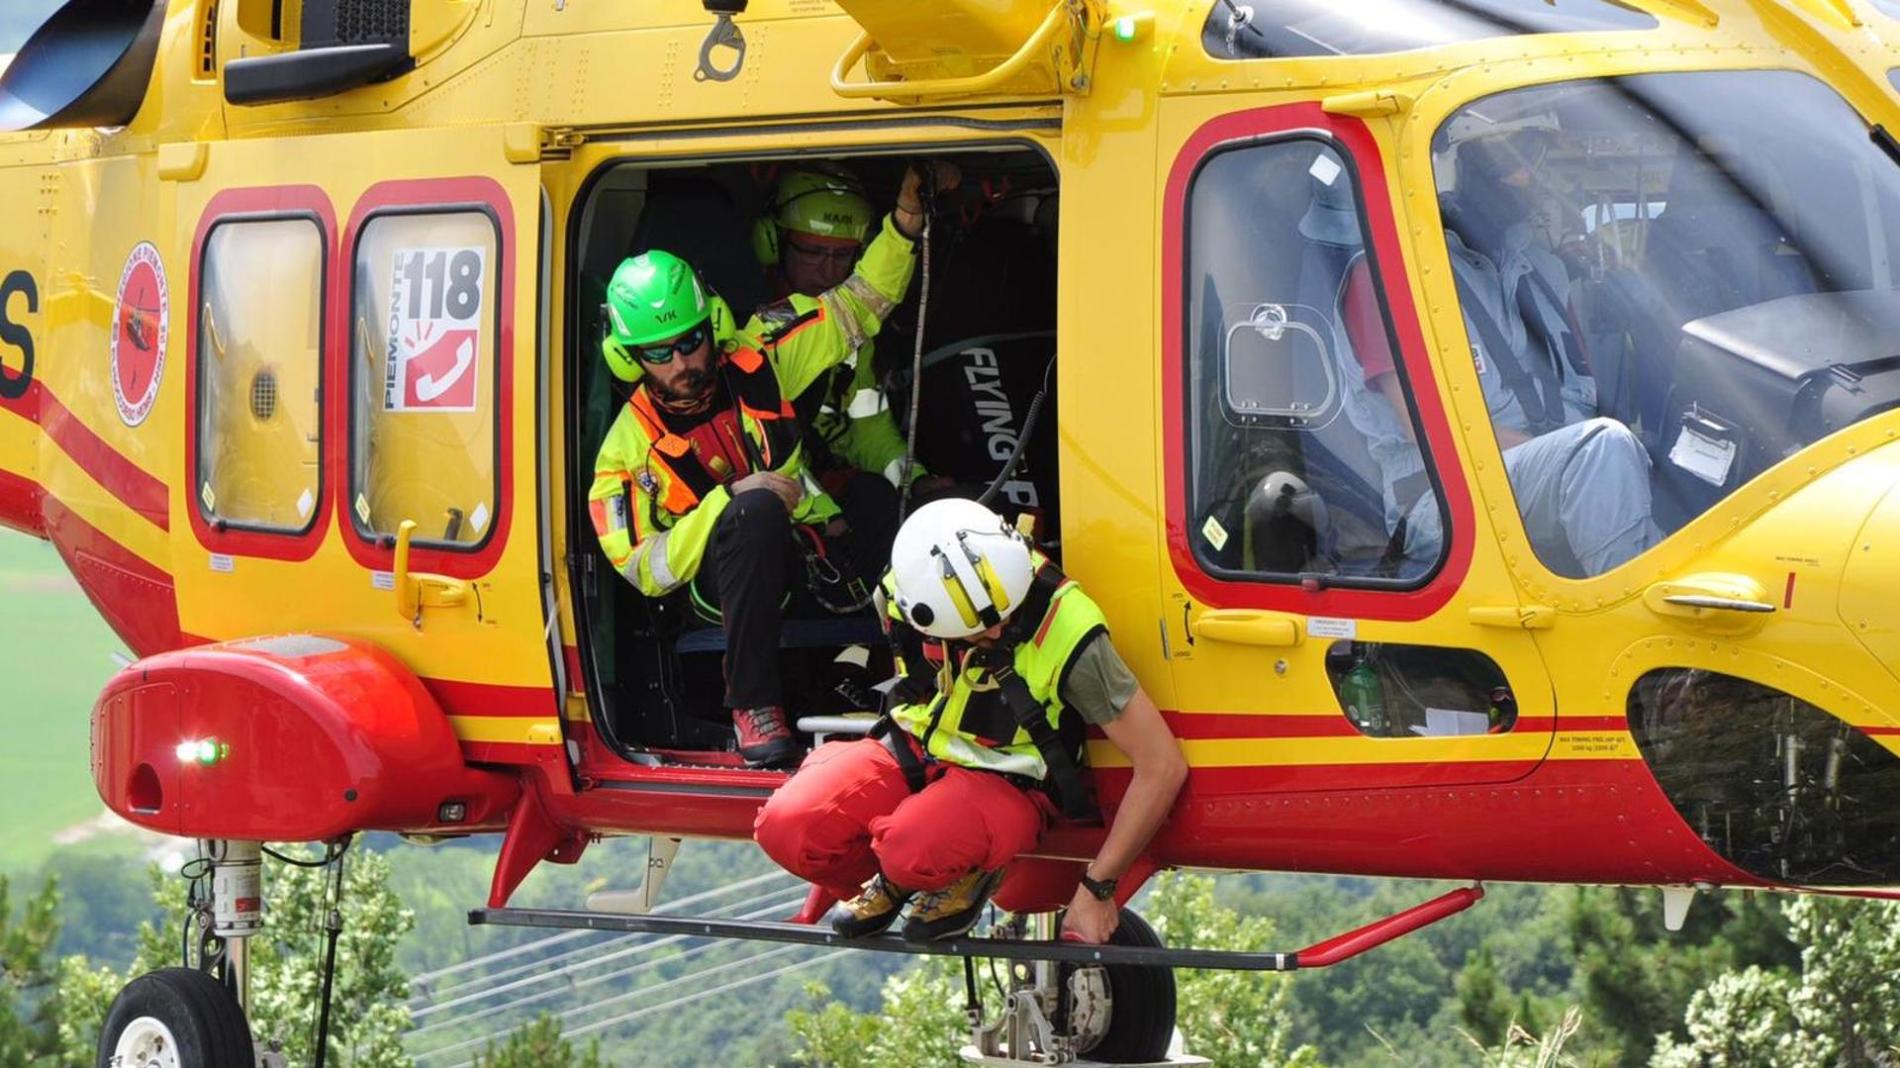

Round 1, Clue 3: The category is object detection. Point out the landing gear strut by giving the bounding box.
[96,839,357,1068]
[962,909,1197,1067]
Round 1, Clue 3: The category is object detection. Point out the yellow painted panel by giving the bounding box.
[449,715,565,745]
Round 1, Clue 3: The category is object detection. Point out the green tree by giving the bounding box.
[0,873,63,1064]
[1650,897,1900,1068]
[1145,872,1321,1068]
[471,1013,607,1067]
[1460,947,1514,1047]
[1568,887,1796,1065]
[787,957,968,1068]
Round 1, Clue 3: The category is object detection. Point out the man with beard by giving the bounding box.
[588,162,952,766]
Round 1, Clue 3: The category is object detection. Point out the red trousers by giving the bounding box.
[753,736,1051,898]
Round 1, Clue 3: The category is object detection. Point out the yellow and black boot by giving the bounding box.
[827,875,913,938]
[901,868,1005,944]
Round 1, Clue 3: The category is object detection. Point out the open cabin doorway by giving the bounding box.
[563,146,1062,767]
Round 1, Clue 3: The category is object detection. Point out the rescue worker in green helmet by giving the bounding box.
[754,499,1189,943]
[588,162,956,768]
[750,164,958,553]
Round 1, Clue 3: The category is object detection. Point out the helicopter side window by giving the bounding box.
[1184,137,1446,584]
[195,217,324,536]
[1433,72,1900,576]
[347,209,500,549]
[1202,0,1656,61]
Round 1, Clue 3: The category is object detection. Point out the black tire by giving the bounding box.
[97,967,254,1068]
[1065,907,1177,1064]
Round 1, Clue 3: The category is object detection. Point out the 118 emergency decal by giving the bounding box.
[383,246,486,412]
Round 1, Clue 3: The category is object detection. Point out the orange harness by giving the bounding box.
[626,346,801,519]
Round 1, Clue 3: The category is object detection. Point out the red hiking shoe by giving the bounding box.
[733,706,800,768]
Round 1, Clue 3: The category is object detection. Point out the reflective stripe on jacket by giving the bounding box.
[749,212,922,487]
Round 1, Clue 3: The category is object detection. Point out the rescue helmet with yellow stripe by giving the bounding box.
[887,498,1035,640]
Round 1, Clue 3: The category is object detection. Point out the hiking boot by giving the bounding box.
[827,875,912,939]
[902,868,1005,944]
[733,706,800,768]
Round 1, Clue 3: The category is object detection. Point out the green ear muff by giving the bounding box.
[601,336,643,383]
[707,294,738,348]
[751,213,781,268]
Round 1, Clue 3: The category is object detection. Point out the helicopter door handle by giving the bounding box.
[1643,574,1774,633]
[1468,605,1556,629]
[393,519,469,627]
[1189,609,1302,648]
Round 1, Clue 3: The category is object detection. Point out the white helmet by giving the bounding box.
[887,498,1035,640]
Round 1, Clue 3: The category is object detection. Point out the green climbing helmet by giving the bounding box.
[601,250,715,382]
[753,167,874,265]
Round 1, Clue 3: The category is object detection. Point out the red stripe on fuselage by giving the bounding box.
[40,494,183,657]
[423,677,560,719]
[0,467,44,537]
[1,380,168,531]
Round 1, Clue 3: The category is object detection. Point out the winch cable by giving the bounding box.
[896,165,937,519]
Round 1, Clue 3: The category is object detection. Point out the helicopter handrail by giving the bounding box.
[828,1,1073,102]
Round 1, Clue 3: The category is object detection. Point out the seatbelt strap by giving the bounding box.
[1512,274,1576,417]
[1452,270,1559,435]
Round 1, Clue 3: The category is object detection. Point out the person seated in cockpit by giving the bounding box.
[1434,128,1662,576]
[1336,128,1661,577]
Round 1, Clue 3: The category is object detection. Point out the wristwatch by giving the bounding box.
[1079,871,1118,902]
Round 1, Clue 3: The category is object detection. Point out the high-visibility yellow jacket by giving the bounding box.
[588,215,916,597]
[751,294,920,488]
[888,558,1108,782]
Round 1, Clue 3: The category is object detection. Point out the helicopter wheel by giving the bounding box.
[1061,907,1177,1064]
[97,967,254,1068]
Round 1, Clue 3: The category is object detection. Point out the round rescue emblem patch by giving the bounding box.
[111,241,168,427]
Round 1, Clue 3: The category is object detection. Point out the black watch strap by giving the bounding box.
[1079,871,1118,902]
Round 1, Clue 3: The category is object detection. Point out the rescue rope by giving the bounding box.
[897,166,936,519]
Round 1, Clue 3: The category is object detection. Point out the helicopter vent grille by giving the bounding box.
[198,1,218,77]
[302,0,409,49]
[250,368,278,422]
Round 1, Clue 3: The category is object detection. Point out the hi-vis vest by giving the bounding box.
[589,343,842,598]
[625,346,807,519]
[889,565,1107,786]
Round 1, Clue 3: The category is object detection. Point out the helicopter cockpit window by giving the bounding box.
[1185,138,1446,583]
[348,210,500,549]
[1202,0,1656,61]
[196,217,324,534]
[1432,71,1900,578]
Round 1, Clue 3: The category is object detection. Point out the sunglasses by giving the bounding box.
[635,324,709,365]
[784,238,860,267]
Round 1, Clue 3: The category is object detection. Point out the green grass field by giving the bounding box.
[0,530,127,873]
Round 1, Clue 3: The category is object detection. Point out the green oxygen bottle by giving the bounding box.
[1337,642,1388,736]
